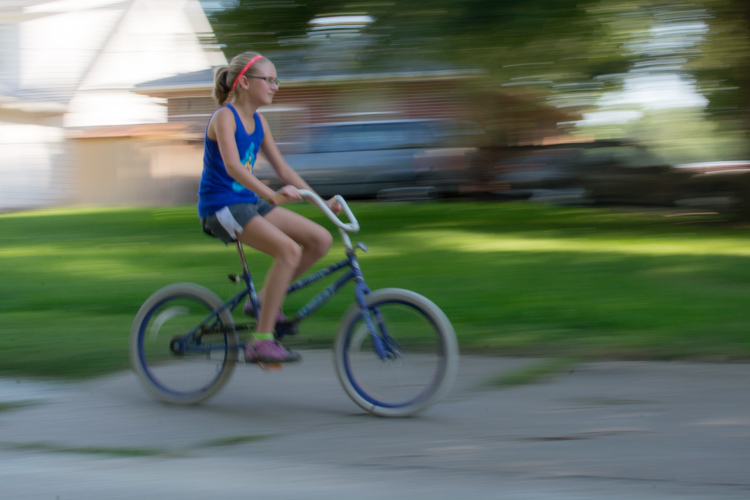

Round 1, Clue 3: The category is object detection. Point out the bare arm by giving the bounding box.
[211,107,280,201]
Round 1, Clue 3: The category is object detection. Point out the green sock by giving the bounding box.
[253,333,274,341]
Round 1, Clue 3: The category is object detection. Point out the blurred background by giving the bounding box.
[1,0,750,216]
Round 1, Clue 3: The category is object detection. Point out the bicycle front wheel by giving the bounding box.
[129,283,239,405]
[334,288,459,417]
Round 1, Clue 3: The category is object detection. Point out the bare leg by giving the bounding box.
[237,214,302,335]
[264,206,333,280]
[251,206,333,307]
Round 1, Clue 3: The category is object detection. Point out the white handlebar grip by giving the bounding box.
[298,190,359,233]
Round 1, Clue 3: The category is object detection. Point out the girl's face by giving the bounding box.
[243,59,278,106]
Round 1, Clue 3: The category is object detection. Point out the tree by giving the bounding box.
[691,0,750,131]
[206,0,750,152]
[207,0,626,92]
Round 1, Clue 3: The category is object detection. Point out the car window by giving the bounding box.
[431,120,484,141]
[308,122,436,153]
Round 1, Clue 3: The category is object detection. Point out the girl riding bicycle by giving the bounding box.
[198,51,341,364]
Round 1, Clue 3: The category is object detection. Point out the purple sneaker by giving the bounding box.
[245,340,301,364]
[243,297,256,316]
[243,298,286,323]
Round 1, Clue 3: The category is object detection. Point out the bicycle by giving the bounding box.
[129,190,459,417]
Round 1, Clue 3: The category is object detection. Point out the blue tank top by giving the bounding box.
[198,104,264,217]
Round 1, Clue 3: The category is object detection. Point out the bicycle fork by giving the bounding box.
[350,254,400,361]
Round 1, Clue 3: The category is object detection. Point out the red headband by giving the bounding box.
[231,55,264,90]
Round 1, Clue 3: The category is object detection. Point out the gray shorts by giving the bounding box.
[201,200,275,244]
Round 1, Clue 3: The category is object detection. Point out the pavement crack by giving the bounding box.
[520,428,653,441]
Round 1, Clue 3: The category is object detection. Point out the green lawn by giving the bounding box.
[1,201,749,379]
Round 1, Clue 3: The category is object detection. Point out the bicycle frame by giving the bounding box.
[173,191,394,360]
[237,239,363,324]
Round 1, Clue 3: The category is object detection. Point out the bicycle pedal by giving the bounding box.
[274,321,299,339]
[257,362,283,372]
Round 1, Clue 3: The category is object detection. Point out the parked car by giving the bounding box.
[674,161,750,214]
[575,141,688,206]
[494,140,690,206]
[254,119,483,199]
[494,139,750,216]
[493,144,588,194]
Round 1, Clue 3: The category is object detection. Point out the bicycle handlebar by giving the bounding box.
[298,189,360,234]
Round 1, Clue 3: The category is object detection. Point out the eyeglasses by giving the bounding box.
[245,75,280,87]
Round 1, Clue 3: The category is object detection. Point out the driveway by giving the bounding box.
[1,351,749,499]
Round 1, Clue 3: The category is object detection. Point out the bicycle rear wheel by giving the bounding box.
[130,283,239,405]
[334,288,459,417]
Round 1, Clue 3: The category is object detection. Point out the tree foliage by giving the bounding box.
[208,0,625,84]
[691,0,750,129]
[207,0,750,138]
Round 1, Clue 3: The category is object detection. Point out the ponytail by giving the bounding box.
[212,66,232,105]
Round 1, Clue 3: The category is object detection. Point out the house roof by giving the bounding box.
[133,63,481,97]
[1,0,225,124]
[132,68,216,95]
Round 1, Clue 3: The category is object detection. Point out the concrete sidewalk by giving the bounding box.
[1,352,749,499]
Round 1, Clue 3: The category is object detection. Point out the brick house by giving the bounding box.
[2,0,575,210]
[125,61,576,202]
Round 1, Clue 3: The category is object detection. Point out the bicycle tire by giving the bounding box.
[129,283,239,405]
[333,288,459,417]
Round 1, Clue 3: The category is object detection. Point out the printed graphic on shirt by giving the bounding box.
[232,141,256,193]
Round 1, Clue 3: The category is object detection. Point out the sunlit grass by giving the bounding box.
[1,200,749,379]
[0,206,141,218]
[411,230,750,257]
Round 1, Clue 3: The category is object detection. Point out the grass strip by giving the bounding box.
[0,441,178,458]
[0,433,275,458]
[0,401,38,413]
[197,434,274,447]
[488,357,580,387]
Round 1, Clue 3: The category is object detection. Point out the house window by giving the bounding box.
[0,23,20,91]
[167,97,216,122]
